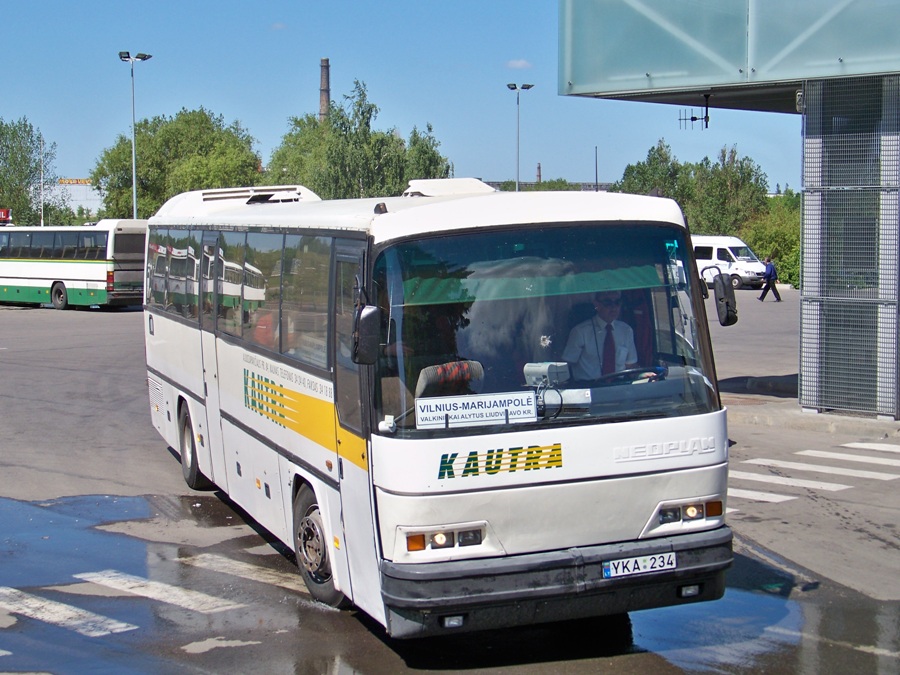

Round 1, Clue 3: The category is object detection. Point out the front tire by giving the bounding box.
[179,405,213,490]
[293,485,348,607]
[51,283,68,310]
[730,275,743,290]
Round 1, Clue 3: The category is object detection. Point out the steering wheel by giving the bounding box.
[595,367,665,385]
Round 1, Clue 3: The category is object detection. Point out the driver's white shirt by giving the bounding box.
[562,316,637,381]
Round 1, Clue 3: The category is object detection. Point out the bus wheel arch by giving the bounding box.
[50,282,68,310]
[178,400,213,490]
[292,481,349,608]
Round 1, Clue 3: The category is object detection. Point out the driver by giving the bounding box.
[562,290,638,382]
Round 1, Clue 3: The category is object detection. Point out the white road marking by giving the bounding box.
[73,570,244,614]
[743,458,899,481]
[730,470,851,491]
[765,625,900,659]
[842,442,900,454]
[727,488,797,503]
[0,586,138,637]
[797,449,900,468]
[179,554,308,595]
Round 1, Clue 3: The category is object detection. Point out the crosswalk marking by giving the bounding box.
[729,469,851,491]
[743,458,899,481]
[179,554,308,595]
[0,586,138,637]
[727,487,796,503]
[73,570,245,614]
[797,449,900,468]
[842,442,900,454]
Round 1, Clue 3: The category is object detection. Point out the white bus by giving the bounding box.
[0,219,147,309]
[144,179,734,638]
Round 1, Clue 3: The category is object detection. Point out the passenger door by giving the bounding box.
[332,239,381,610]
[198,231,228,487]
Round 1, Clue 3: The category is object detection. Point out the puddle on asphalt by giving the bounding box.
[1,494,897,674]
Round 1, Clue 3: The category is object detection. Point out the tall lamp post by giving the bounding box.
[506,83,533,191]
[119,51,152,219]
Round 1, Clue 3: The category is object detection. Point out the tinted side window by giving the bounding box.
[716,248,733,262]
[281,235,331,369]
[0,232,8,257]
[9,232,30,258]
[147,228,168,308]
[217,231,246,337]
[167,229,195,317]
[31,231,54,258]
[244,232,284,352]
[694,246,712,261]
[79,231,108,259]
[54,231,79,258]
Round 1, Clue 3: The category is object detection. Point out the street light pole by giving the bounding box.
[119,51,152,219]
[506,83,533,192]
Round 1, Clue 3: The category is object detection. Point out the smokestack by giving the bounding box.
[319,58,330,122]
[536,162,542,184]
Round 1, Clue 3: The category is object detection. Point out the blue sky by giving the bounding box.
[6,1,802,199]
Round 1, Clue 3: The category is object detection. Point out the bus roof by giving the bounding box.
[149,179,687,245]
[0,219,147,233]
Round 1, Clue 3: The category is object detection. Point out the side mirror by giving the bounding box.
[711,272,738,326]
[354,305,381,364]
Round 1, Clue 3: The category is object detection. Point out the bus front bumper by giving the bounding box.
[380,526,732,639]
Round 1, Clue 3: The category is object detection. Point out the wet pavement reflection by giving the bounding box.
[0,494,897,674]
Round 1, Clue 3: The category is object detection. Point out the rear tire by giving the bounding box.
[293,484,349,607]
[730,275,743,290]
[179,405,213,490]
[51,283,68,310]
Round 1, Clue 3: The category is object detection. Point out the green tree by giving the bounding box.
[742,190,802,288]
[685,145,769,236]
[0,117,71,225]
[264,81,451,199]
[610,139,693,205]
[91,107,260,218]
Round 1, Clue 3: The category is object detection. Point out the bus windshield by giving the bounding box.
[373,222,718,436]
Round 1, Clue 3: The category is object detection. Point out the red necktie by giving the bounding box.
[602,323,615,375]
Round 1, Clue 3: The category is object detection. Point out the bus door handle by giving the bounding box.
[148,315,154,335]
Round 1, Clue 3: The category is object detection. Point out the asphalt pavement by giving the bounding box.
[708,284,900,439]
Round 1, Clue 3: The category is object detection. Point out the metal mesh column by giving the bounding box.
[801,75,900,418]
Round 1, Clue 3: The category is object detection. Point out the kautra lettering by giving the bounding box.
[437,443,563,479]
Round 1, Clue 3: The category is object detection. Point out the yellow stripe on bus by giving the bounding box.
[244,372,368,471]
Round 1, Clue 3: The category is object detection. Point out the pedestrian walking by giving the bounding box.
[758,256,782,302]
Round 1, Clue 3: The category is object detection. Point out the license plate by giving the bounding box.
[602,552,677,579]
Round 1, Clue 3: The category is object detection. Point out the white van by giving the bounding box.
[692,235,766,289]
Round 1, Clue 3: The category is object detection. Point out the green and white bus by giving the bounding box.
[144,179,734,638]
[0,219,147,309]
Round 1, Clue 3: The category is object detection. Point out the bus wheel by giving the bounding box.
[293,485,348,607]
[178,405,212,490]
[730,275,743,290]
[51,283,68,310]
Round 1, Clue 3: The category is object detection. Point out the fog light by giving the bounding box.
[431,532,455,549]
[659,507,682,524]
[683,504,704,521]
[679,584,701,598]
[458,529,482,547]
[442,615,465,629]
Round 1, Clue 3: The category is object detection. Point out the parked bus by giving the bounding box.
[144,180,735,638]
[0,219,147,309]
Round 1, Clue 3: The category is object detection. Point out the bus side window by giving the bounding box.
[9,232,29,258]
[243,231,284,352]
[217,231,246,337]
[281,235,331,370]
[0,232,7,257]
